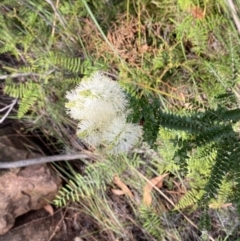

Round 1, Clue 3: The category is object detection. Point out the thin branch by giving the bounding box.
[0,152,99,169]
[51,0,60,38]
[0,70,55,80]
[0,73,41,80]
[227,0,240,34]
[45,0,66,29]
[0,99,17,124]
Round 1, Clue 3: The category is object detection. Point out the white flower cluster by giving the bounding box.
[65,71,143,154]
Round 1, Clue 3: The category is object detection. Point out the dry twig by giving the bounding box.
[0,152,98,169]
[0,99,17,124]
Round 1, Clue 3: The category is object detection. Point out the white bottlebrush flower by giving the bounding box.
[66,98,117,128]
[65,71,129,116]
[102,117,143,155]
[65,71,143,155]
[76,120,103,147]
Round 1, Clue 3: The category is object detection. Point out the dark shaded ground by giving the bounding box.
[0,206,105,241]
[0,209,67,241]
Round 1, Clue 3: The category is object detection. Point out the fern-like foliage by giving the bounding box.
[0,0,108,124]
[54,155,138,207]
[4,81,42,118]
[157,102,240,228]
[53,148,171,239]
[138,205,164,238]
[174,0,227,54]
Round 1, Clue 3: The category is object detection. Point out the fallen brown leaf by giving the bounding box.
[111,189,125,196]
[143,173,169,207]
[113,175,134,199]
[44,204,54,216]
